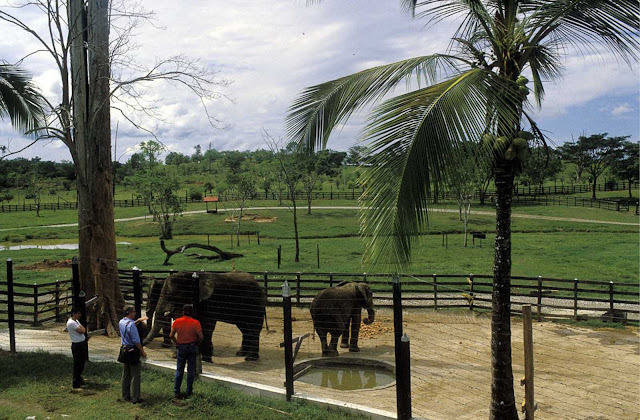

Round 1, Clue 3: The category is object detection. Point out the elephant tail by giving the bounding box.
[263,306,269,332]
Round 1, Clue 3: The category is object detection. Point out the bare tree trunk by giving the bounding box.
[592,176,597,199]
[307,190,312,215]
[70,0,123,334]
[489,159,518,420]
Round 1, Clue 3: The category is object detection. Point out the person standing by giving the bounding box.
[67,308,87,389]
[119,306,147,404]
[169,304,203,398]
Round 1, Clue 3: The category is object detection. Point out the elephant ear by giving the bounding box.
[336,280,351,287]
[355,283,370,304]
[199,276,215,301]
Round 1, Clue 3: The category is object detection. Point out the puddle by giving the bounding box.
[0,242,131,251]
[296,365,395,390]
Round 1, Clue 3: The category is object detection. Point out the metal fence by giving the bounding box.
[2,180,637,213]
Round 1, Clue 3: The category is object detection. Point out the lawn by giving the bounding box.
[0,351,366,420]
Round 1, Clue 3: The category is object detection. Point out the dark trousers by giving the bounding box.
[71,341,88,388]
[174,343,198,395]
[121,362,141,402]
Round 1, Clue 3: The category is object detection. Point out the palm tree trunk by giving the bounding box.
[490,159,518,420]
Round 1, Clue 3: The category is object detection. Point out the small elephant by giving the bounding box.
[310,281,375,357]
[143,271,267,361]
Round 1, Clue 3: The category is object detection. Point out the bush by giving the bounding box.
[189,190,203,201]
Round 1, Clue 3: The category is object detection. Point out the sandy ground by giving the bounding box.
[1,307,639,420]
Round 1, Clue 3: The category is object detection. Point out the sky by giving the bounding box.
[0,0,638,163]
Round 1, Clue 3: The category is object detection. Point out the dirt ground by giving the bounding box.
[1,307,638,420]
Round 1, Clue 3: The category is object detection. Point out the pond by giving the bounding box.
[294,358,395,391]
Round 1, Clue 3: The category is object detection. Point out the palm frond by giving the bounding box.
[358,69,521,269]
[523,40,563,105]
[0,63,44,135]
[523,0,640,64]
[286,55,470,152]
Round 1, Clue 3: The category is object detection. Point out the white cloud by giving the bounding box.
[0,0,637,160]
[611,103,633,116]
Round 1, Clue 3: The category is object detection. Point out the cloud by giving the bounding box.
[611,103,633,116]
[0,0,637,160]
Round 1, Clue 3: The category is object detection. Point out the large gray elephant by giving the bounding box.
[310,281,375,357]
[143,271,267,361]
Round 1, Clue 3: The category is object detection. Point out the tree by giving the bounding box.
[130,141,165,214]
[0,0,226,332]
[610,141,639,199]
[264,131,305,263]
[228,173,257,247]
[560,134,626,199]
[150,172,184,240]
[0,62,44,145]
[286,2,638,418]
[519,146,563,190]
[25,171,47,217]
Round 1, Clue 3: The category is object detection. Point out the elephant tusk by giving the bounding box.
[164,311,171,317]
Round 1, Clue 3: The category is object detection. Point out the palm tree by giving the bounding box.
[286,1,638,418]
[0,62,43,137]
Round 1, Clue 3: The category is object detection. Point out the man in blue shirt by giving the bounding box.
[119,306,147,404]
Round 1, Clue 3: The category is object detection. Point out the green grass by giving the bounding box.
[1,203,638,290]
[0,351,366,420]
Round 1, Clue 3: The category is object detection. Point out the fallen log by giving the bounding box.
[160,240,244,266]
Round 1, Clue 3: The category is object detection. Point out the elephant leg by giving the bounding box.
[349,312,362,352]
[243,330,260,361]
[200,322,216,363]
[236,325,249,357]
[340,317,350,348]
[328,333,340,357]
[318,331,330,357]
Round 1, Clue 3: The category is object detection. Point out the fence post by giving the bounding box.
[191,272,200,318]
[317,244,320,269]
[393,275,412,420]
[363,272,367,284]
[33,282,39,326]
[257,231,260,245]
[282,281,294,401]
[329,273,333,288]
[522,305,535,420]
[433,274,438,310]
[537,276,542,321]
[55,280,61,321]
[133,267,142,320]
[468,273,474,311]
[263,272,268,299]
[296,272,301,307]
[609,281,614,317]
[573,278,578,320]
[7,259,16,353]
[277,245,281,269]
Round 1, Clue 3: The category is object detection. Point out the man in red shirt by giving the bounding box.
[170,304,203,398]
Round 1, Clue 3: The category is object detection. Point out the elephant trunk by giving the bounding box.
[143,292,169,345]
[143,310,162,346]
[364,307,375,325]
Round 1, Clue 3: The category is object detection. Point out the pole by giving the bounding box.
[522,305,535,420]
[7,259,16,353]
[133,267,142,320]
[277,245,281,269]
[573,278,578,320]
[296,272,301,307]
[192,272,200,317]
[537,276,542,321]
[282,281,294,401]
[393,276,412,420]
[432,274,438,310]
[316,244,320,269]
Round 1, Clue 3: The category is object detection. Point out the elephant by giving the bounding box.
[310,281,375,357]
[143,271,267,362]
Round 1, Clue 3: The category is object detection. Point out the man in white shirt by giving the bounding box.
[66,308,87,389]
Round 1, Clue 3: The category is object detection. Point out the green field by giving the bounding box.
[1,201,637,292]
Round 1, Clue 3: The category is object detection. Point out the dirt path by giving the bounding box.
[1,308,638,419]
[1,206,637,233]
